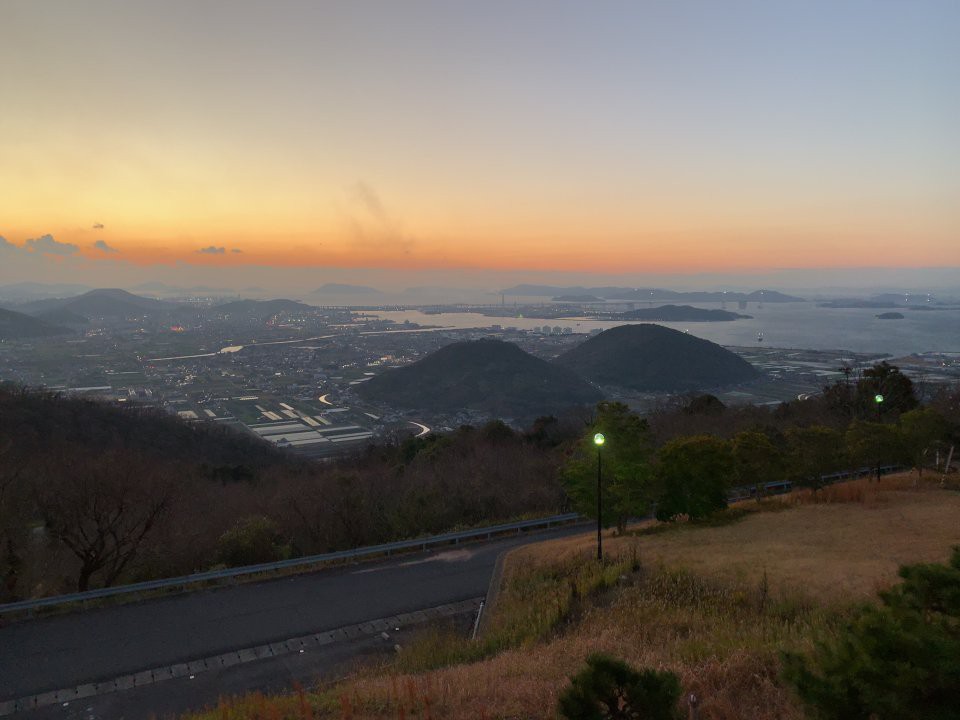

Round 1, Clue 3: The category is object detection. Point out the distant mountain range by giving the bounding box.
[502,285,804,303]
[132,282,234,295]
[357,339,603,418]
[0,307,72,339]
[608,305,751,322]
[15,289,172,319]
[210,298,317,318]
[556,324,759,392]
[0,282,94,301]
[312,283,381,295]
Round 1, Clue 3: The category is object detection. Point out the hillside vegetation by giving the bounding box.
[0,387,573,598]
[2,363,955,600]
[357,338,603,418]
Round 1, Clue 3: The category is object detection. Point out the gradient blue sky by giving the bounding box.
[1,0,957,288]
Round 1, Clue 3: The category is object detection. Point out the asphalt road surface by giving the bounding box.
[1,523,588,710]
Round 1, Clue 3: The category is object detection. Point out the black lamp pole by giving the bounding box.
[594,432,605,562]
[875,394,884,482]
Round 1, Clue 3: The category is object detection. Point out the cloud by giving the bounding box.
[231,248,243,254]
[346,182,416,254]
[197,246,226,254]
[94,240,119,253]
[24,234,79,255]
[0,236,18,251]
[92,223,104,230]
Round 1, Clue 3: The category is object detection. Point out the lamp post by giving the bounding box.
[874,394,884,482]
[594,432,605,561]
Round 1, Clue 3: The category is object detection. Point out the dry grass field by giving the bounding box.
[516,472,960,602]
[193,473,960,720]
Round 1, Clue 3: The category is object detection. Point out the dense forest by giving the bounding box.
[1,363,957,601]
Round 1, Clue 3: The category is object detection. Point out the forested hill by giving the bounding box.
[0,385,283,469]
[357,338,603,418]
[556,324,759,391]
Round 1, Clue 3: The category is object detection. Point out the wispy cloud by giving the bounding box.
[25,234,79,255]
[197,246,226,254]
[94,239,119,253]
[231,248,243,254]
[92,223,104,230]
[346,182,416,254]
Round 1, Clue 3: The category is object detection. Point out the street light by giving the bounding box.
[875,394,884,482]
[594,432,605,561]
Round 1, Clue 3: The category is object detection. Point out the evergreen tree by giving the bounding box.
[561,402,654,532]
[782,548,960,720]
[655,434,733,520]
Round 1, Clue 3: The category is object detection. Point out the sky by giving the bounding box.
[1,0,958,291]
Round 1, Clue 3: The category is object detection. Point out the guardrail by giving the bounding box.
[1,465,907,616]
[726,464,902,502]
[0,512,583,615]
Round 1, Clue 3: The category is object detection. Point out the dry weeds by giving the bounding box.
[515,472,960,601]
[189,474,959,720]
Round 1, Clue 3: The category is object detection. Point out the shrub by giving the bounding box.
[782,547,960,719]
[558,653,682,720]
[215,516,290,567]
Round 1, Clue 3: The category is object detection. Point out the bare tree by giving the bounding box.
[35,449,175,591]
[0,439,30,600]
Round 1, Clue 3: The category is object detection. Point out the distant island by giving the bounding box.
[502,285,804,303]
[552,294,605,302]
[603,304,751,322]
[818,300,898,309]
[876,312,905,320]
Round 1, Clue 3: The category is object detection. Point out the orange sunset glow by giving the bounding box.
[2,1,957,284]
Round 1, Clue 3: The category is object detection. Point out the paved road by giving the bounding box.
[0,524,587,702]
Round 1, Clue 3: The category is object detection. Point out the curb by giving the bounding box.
[476,549,510,638]
[0,597,483,717]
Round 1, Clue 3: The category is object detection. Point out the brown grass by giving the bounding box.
[188,473,960,720]
[516,472,960,601]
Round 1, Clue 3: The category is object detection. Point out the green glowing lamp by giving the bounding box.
[594,433,605,446]
[875,394,884,404]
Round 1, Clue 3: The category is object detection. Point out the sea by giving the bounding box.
[370,302,960,358]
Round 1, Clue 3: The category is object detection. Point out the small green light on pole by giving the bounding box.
[874,395,884,482]
[594,433,605,561]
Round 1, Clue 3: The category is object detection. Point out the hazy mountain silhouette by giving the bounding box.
[34,307,90,327]
[502,285,803,302]
[211,298,316,318]
[0,307,71,338]
[17,289,171,318]
[556,324,759,391]
[357,338,602,418]
[312,283,381,295]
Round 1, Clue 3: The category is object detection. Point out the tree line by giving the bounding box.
[1,363,957,600]
[563,362,958,529]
